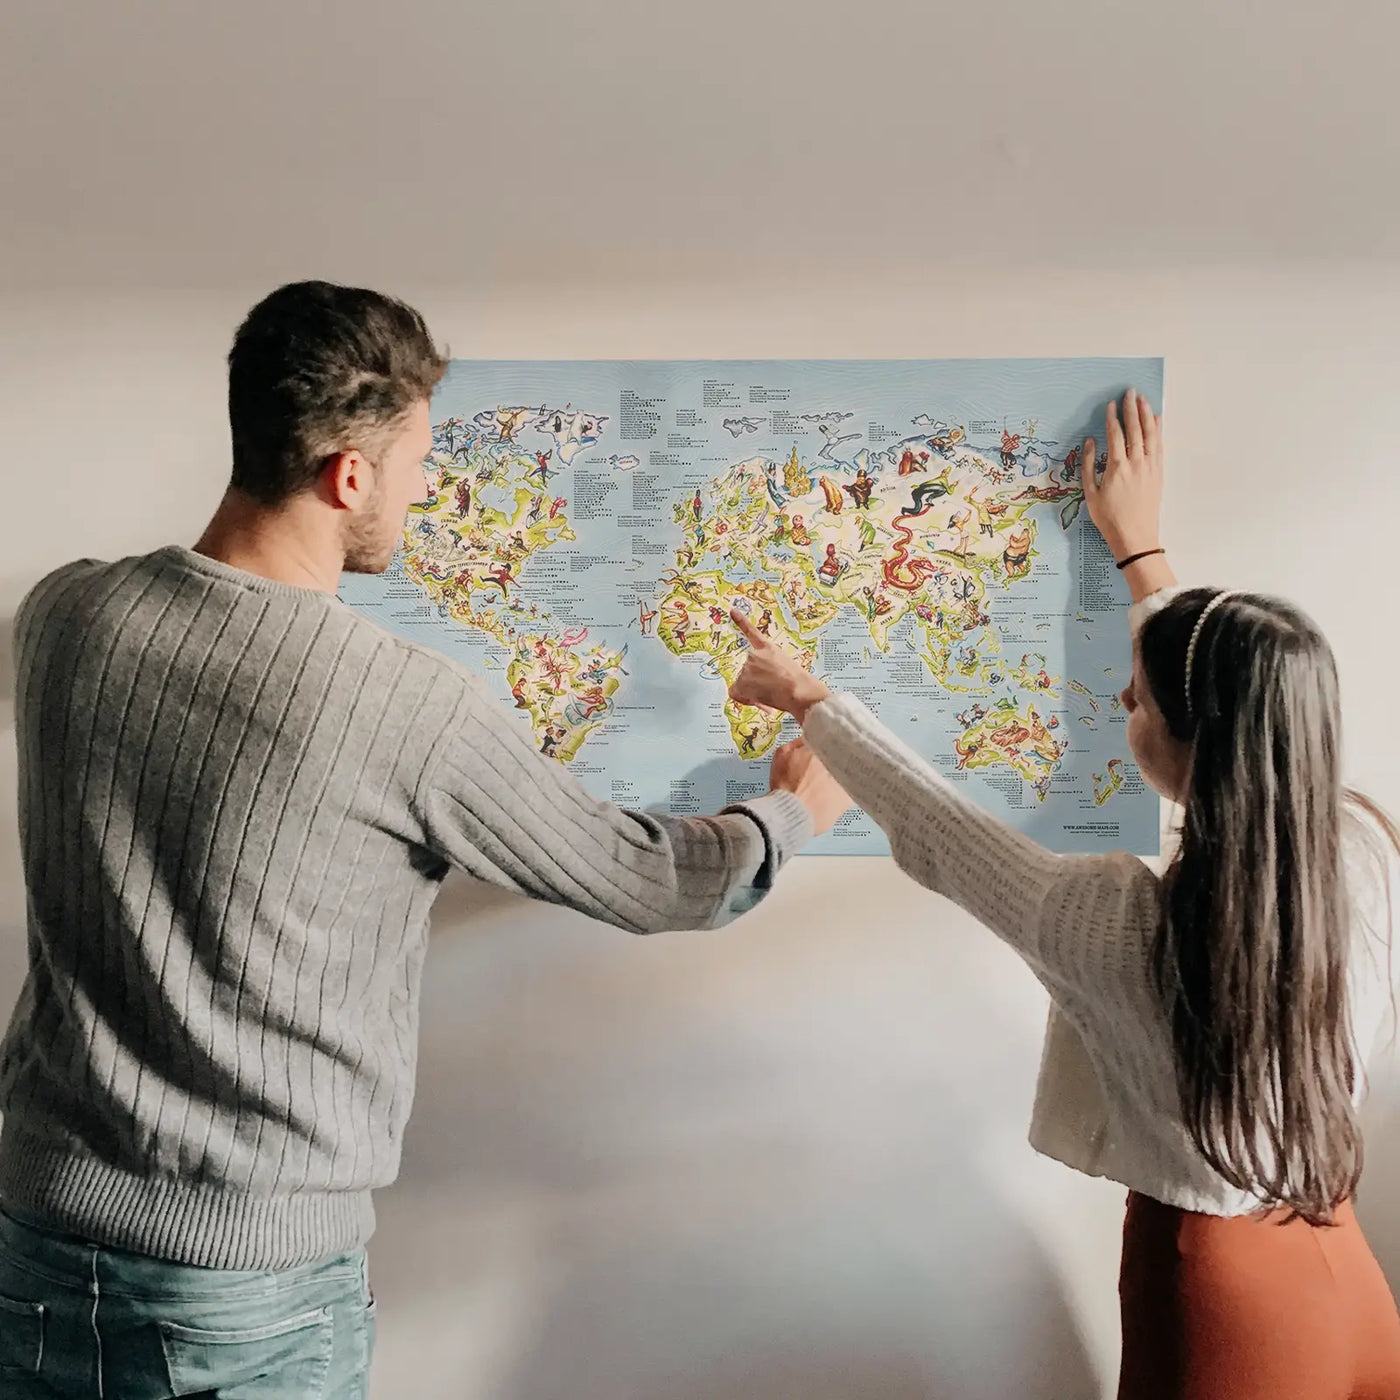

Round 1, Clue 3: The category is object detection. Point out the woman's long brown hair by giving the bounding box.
[1141,589,1397,1225]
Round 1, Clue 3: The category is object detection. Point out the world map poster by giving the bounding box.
[339,358,1164,855]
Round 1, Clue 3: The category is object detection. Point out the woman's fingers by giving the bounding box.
[729,607,765,647]
[1137,395,1157,458]
[1105,399,1125,466]
[1081,435,1098,501]
[1122,388,1142,456]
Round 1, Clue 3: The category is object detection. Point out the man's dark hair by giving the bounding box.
[228,281,447,504]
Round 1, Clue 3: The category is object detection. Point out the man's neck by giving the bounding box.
[193,489,344,594]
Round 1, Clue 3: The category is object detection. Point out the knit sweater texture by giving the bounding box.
[0,547,812,1268]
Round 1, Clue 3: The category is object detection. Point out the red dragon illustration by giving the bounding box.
[882,504,940,591]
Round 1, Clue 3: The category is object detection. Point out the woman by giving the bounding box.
[729,391,1400,1399]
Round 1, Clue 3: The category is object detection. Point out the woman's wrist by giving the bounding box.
[1106,534,1160,563]
[789,677,833,724]
[1113,544,1163,569]
[1119,550,1177,602]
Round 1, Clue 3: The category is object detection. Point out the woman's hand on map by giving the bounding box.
[767,738,853,836]
[1082,389,1163,562]
[729,608,832,722]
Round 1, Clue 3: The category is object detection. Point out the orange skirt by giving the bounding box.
[1119,1192,1400,1399]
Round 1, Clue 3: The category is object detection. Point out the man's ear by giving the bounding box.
[321,450,371,511]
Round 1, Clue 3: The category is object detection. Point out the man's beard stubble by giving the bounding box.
[341,477,401,575]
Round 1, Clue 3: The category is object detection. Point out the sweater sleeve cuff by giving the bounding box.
[722,788,814,882]
[1128,584,1190,639]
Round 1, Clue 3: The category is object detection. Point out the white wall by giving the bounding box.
[3,268,1399,1400]
[4,4,1400,1398]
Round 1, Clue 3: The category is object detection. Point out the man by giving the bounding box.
[0,282,849,1397]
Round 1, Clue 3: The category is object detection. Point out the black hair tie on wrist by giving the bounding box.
[1115,547,1165,571]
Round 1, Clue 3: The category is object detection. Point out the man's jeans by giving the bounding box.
[0,1208,375,1397]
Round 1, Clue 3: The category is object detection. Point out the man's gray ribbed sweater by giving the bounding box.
[0,547,810,1269]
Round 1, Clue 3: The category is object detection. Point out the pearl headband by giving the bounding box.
[1184,589,1240,721]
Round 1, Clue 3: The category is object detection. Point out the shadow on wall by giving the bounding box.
[368,870,1103,1400]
